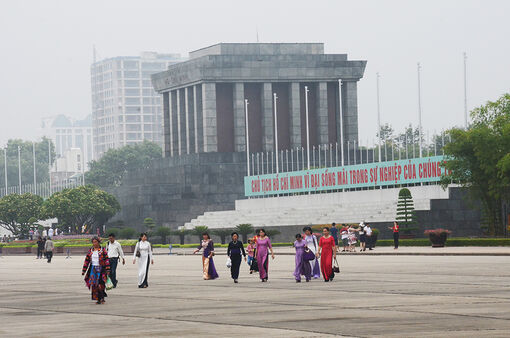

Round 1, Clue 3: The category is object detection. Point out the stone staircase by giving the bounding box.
[184,185,450,229]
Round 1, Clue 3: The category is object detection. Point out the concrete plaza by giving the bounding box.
[1,253,509,337]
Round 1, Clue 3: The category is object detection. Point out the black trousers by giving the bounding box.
[366,236,373,249]
[230,254,242,280]
[393,232,399,248]
[110,257,119,286]
[46,251,53,262]
[37,248,43,258]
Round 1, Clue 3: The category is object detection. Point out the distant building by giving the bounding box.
[51,148,83,186]
[91,52,184,159]
[152,43,366,158]
[40,114,93,169]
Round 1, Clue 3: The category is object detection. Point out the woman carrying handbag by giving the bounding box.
[293,234,312,282]
[317,227,337,282]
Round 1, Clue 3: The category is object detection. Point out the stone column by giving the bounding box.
[176,89,181,155]
[317,82,329,145]
[170,90,178,157]
[262,82,274,152]
[184,87,190,154]
[233,83,245,152]
[195,84,203,153]
[193,85,199,153]
[290,82,301,148]
[202,82,217,152]
[342,80,359,143]
[162,92,170,157]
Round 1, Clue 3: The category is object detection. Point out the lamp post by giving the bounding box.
[33,142,37,195]
[3,147,7,195]
[244,99,250,176]
[376,73,382,162]
[48,139,52,195]
[417,62,423,158]
[338,79,345,166]
[305,86,311,170]
[463,52,468,129]
[17,146,21,194]
[273,93,279,174]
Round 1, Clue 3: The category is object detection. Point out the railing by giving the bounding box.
[0,180,84,199]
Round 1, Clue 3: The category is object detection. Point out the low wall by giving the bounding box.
[0,245,136,256]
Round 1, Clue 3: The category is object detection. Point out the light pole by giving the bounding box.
[33,142,37,194]
[17,146,21,194]
[3,147,7,195]
[463,52,468,129]
[338,79,345,166]
[244,99,250,176]
[304,86,311,170]
[417,62,423,158]
[273,93,279,174]
[48,139,52,195]
[376,73,382,162]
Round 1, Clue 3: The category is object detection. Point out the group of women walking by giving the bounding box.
[294,226,338,283]
[81,226,339,303]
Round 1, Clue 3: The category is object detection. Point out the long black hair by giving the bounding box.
[202,232,211,240]
[139,232,148,242]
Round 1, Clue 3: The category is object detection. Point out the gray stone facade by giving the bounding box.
[152,43,367,158]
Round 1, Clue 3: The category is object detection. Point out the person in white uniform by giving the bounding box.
[132,233,154,288]
[303,226,320,279]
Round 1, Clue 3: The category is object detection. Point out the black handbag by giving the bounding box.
[333,257,340,273]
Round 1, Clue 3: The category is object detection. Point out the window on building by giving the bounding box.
[75,135,83,148]
[124,71,139,78]
[126,124,141,131]
[141,62,165,70]
[142,80,152,87]
[124,88,140,96]
[125,115,141,122]
[126,133,141,140]
[126,106,141,114]
[125,98,140,105]
[123,61,139,69]
[124,80,139,87]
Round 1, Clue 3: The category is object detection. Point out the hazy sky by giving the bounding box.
[1,0,509,146]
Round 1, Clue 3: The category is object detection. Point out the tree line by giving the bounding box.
[0,185,120,238]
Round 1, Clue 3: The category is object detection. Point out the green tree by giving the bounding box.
[170,228,191,245]
[191,226,209,242]
[85,141,162,187]
[0,193,44,238]
[0,138,55,190]
[212,228,233,244]
[143,217,156,233]
[396,188,417,230]
[155,226,171,244]
[265,229,281,239]
[235,223,255,243]
[441,93,510,235]
[40,185,120,234]
[119,227,136,239]
[107,227,121,237]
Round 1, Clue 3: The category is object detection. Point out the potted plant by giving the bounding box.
[424,229,452,247]
[396,188,418,238]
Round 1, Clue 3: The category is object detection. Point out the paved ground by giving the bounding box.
[1,253,509,337]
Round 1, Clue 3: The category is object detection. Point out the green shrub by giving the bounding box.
[119,227,137,239]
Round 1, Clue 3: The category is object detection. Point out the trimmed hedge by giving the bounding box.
[2,238,510,249]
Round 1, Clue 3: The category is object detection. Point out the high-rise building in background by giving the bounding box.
[40,114,93,169]
[91,52,184,159]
